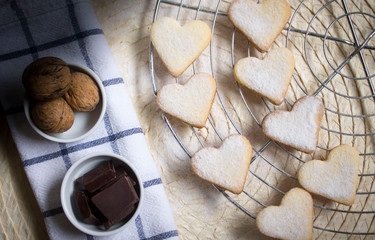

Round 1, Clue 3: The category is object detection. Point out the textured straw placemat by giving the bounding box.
[1,0,374,239]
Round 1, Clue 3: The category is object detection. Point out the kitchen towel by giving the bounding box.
[0,0,179,239]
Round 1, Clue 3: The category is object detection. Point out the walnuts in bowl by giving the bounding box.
[22,57,72,101]
[23,57,101,134]
[65,72,100,112]
[31,97,74,133]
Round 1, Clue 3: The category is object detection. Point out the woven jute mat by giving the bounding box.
[1,0,374,239]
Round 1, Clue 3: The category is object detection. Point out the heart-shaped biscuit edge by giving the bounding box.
[298,144,360,205]
[256,187,313,240]
[191,134,253,194]
[234,47,295,105]
[261,95,324,153]
[228,0,291,52]
[150,17,212,77]
[156,72,217,128]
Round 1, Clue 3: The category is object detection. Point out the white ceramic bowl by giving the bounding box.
[24,63,107,143]
[60,152,144,236]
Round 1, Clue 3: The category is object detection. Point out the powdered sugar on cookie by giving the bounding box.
[150,17,211,77]
[298,145,359,205]
[234,47,295,105]
[256,188,313,240]
[228,0,291,52]
[262,95,324,153]
[191,134,252,194]
[157,72,217,128]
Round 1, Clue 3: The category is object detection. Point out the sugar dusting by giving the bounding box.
[191,135,252,193]
[234,47,294,104]
[157,73,216,127]
[257,188,313,240]
[228,0,291,51]
[150,17,211,76]
[298,145,359,205]
[263,96,324,152]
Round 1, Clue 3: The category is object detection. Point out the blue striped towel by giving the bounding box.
[0,0,179,239]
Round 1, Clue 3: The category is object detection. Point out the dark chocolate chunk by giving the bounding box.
[75,176,84,186]
[115,167,127,178]
[103,205,135,230]
[79,161,116,193]
[74,191,101,225]
[87,198,108,224]
[73,160,140,230]
[100,167,137,190]
[91,176,139,227]
[116,167,137,186]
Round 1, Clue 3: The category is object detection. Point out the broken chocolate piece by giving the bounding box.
[74,191,101,225]
[116,167,137,186]
[91,176,139,227]
[78,161,116,193]
[73,160,140,230]
[103,205,135,230]
[100,167,136,190]
[115,167,127,178]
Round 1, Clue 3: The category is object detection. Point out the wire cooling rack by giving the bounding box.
[150,0,375,238]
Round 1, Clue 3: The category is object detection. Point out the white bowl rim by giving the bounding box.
[23,62,107,143]
[60,152,144,236]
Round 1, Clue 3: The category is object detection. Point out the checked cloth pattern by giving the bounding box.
[0,0,179,239]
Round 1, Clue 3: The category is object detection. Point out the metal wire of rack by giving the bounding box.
[150,0,375,238]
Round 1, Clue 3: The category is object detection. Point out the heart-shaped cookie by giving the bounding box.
[262,95,324,153]
[234,47,295,105]
[191,134,252,194]
[228,0,291,52]
[150,17,211,77]
[256,188,313,240]
[298,145,360,205]
[157,72,216,128]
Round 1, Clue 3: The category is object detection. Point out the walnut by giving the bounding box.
[22,57,71,101]
[64,72,100,111]
[31,97,74,133]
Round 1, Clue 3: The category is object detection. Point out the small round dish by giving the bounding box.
[24,63,107,143]
[60,152,144,236]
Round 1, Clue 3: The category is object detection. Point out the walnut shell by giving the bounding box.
[64,72,100,112]
[22,57,71,101]
[31,97,74,133]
